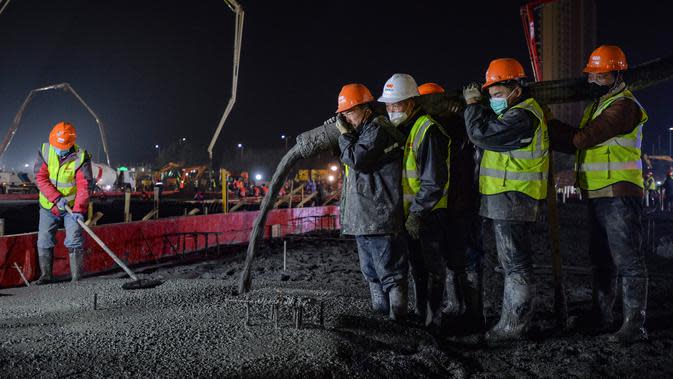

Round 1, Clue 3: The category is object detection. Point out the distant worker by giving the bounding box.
[663,171,673,211]
[463,58,549,342]
[33,122,93,284]
[644,171,656,207]
[549,45,649,343]
[379,74,451,328]
[418,82,485,334]
[335,83,408,320]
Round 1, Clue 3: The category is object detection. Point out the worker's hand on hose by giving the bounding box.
[405,212,422,240]
[70,212,85,224]
[540,103,555,121]
[462,83,482,105]
[335,114,352,135]
[55,197,68,211]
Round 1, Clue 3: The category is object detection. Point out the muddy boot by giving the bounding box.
[388,282,408,322]
[608,277,648,344]
[34,248,53,285]
[462,271,485,334]
[69,249,84,282]
[485,274,534,343]
[410,270,428,324]
[427,273,447,328]
[587,273,617,334]
[368,282,389,314]
[442,271,461,317]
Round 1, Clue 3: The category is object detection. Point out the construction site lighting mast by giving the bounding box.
[207,0,245,186]
[520,0,557,81]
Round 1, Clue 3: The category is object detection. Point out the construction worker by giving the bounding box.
[378,74,451,328]
[335,83,409,320]
[418,82,485,334]
[548,45,649,343]
[644,171,656,207]
[463,58,549,342]
[33,122,93,284]
[663,171,673,211]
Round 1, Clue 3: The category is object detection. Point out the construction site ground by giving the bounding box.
[2,202,673,378]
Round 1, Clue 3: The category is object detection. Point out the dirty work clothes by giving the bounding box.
[588,196,647,279]
[356,234,408,292]
[37,208,85,249]
[493,220,534,280]
[339,114,404,235]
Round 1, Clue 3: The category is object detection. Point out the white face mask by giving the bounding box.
[388,111,409,126]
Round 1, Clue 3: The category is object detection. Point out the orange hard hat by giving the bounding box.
[336,83,374,113]
[49,121,77,150]
[482,58,527,89]
[418,82,445,95]
[583,45,627,73]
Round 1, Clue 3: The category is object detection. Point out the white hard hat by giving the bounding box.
[377,73,420,104]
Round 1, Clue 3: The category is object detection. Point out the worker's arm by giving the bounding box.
[339,119,393,172]
[464,103,537,152]
[409,126,450,217]
[33,152,61,203]
[572,99,641,149]
[72,154,93,214]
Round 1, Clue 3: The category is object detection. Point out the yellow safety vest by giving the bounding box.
[38,143,86,210]
[576,89,647,191]
[402,114,450,216]
[479,98,549,200]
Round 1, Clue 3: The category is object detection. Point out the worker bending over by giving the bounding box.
[33,122,93,284]
[335,84,409,320]
[464,58,549,342]
[549,45,649,343]
[378,74,451,328]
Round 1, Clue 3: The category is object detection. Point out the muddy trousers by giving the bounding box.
[487,220,535,341]
[408,209,461,326]
[356,234,409,317]
[588,197,648,341]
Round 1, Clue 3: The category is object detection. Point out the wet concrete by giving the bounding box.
[1,202,673,378]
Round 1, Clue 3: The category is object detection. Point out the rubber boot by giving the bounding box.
[35,248,53,285]
[608,277,648,344]
[388,282,408,322]
[368,282,389,314]
[589,272,617,333]
[69,249,84,282]
[427,273,446,328]
[485,274,534,343]
[442,270,462,317]
[410,270,428,323]
[462,271,486,334]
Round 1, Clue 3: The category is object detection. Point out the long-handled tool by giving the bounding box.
[65,205,163,290]
[546,154,568,328]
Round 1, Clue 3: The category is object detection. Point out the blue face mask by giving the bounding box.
[54,148,69,157]
[489,97,509,115]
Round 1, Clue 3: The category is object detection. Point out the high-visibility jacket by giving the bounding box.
[402,114,450,216]
[576,89,647,191]
[479,98,549,200]
[38,143,87,210]
[646,177,656,191]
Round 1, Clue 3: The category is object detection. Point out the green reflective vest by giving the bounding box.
[576,89,647,191]
[402,114,450,216]
[38,143,86,210]
[479,98,549,200]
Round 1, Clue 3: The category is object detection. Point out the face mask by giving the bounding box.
[489,97,508,115]
[587,81,611,99]
[54,148,69,157]
[388,111,409,126]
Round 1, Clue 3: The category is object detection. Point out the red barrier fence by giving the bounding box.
[0,206,340,289]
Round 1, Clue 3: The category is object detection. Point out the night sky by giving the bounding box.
[0,0,671,170]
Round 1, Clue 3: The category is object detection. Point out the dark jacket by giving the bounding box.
[399,108,451,218]
[433,110,478,215]
[464,98,543,222]
[339,113,404,235]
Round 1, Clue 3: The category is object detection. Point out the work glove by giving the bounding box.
[335,113,352,135]
[55,197,68,211]
[71,212,85,224]
[462,83,482,104]
[405,212,422,240]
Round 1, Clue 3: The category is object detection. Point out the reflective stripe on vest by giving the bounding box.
[576,89,647,191]
[401,114,450,216]
[38,143,86,210]
[478,98,550,200]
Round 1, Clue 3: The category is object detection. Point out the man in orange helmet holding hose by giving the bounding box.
[549,45,649,343]
[33,122,93,284]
